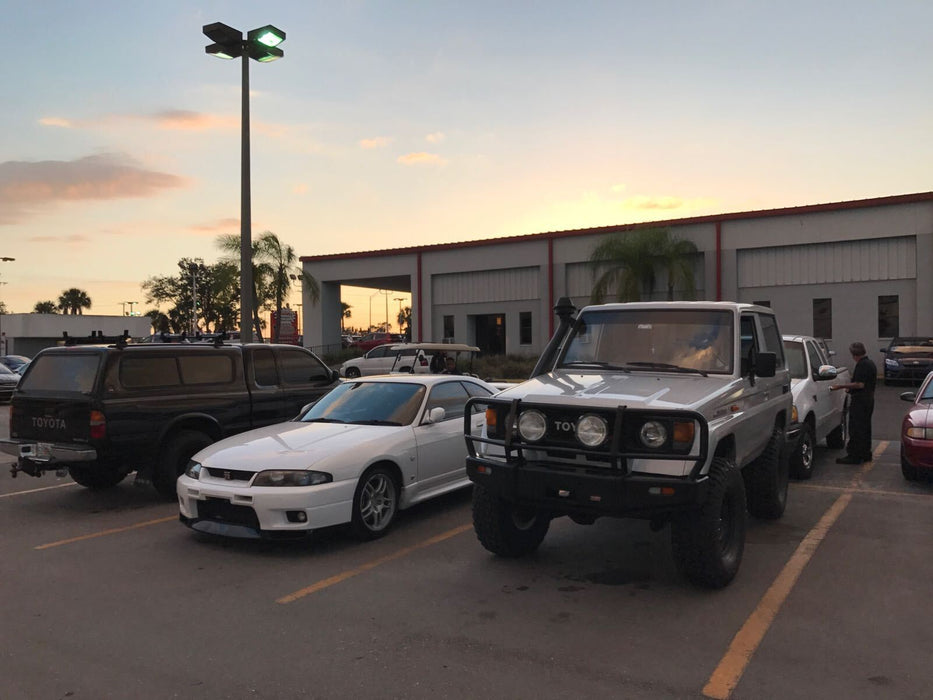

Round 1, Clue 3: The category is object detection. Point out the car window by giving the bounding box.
[740,315,758,375]
[252,348,278,386]
[121,357,181,389]
[278,348,332,384]
[805,341,823,375]
[462,380,493,413]
[18,353,101,393]
[783,341,806,379]
[367,346,387,359]
[302,381,425,425]
[425,381,471,421]
[178,355,236,385]
[757,314,785,367]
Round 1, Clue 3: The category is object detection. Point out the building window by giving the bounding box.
[813,298,832,339]
[519,312,532,345]
[753,300,771,308]
[443,315,455,341]
[878,295,899,338]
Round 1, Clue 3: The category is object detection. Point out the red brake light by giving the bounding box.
[90,410,106,440]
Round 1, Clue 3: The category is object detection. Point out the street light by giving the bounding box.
[203,21,286,343]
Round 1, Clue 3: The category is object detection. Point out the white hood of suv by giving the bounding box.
[496,371,735,411]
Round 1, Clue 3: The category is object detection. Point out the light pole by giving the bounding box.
[127,301,138,316]
[368,290,382,332]
[394,297,405,333]
[203,22,286,344]
[0,257,13,355]
[379,289,391,333]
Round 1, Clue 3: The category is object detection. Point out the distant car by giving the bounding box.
[899,373,933,481]
[0,355,30,372]
[351,332,395,352]
[881,337,933,384]
[0,363,20,402]
[339,344,420,378]
[178,375,498,540]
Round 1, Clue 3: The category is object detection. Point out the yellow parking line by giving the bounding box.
[0,482,78,498]
[35,515,177,550]
[277,523,473,604]
[702,441,887,699]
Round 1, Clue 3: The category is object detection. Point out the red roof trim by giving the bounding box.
[300,191,933,262]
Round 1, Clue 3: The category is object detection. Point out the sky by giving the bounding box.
[1,1,931,332]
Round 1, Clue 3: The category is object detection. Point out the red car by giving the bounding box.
[351,332,396,353]
[899,371,933,480]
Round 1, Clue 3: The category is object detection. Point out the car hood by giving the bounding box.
[495,371,735,411]
[193,421,402,472]
[904,404,933,429]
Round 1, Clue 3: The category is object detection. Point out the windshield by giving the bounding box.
[18,353,102,393]
[300,381,425,426]
[559,308,734,374]
[783,341,807,379]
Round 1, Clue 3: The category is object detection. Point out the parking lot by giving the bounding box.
[1,384,931,700]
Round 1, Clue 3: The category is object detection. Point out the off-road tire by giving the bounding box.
[345,367,361,379]
[825,399,848,449]
[671,456,746,589]
[744,427,789,520]
[901,446,919,481]
[472,485,549,557]
[153,430,213,499]
[68,464,128,490]
[349,465,399,540]
[790,422,815,480]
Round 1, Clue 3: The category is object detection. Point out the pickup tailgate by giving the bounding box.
[10,395,94,444]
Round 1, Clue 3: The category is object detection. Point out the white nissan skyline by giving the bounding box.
[177,375,497,540]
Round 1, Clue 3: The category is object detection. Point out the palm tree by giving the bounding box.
[589,227,698,303]
[216,231,319,342]
[58,288,92,315]
[341,302,352,332]
[33,301,58,314]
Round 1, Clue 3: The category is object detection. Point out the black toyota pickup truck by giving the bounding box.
[0,338,339,497]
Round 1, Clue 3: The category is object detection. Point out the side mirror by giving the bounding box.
[331,369,340,383]
[424,406,446,424]
[754,352,777,378]
[900,391,917,402]
[815,364,838,380]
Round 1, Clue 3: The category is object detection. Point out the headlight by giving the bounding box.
[576,414,608,447]
[185,461,202,480]
[885,358,900,367]
[639,420,668,448]
[252,470,332,487]
[905,427,933,440]
[517,409,547,442]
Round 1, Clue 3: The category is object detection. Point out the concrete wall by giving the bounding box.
[1,314,152,357]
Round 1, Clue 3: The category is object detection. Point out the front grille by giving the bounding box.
[205,467,254,482]
[196,497,260,529]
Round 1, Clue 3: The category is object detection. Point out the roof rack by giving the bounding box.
[62,330,132,348]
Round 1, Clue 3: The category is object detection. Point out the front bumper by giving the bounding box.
[176,474,356,539]
[901,438,933,471]
[466,456,708,518]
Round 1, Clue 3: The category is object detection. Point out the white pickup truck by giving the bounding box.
[782,334,849,479]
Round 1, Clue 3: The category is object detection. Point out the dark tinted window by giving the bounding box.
[805,341,824,373]
[252,348,278,386]
[813,298,832,339]
[425,381,471,421]
[462,380,493,412]
[121,357,181,389]
[178,355,235,385]
[19,353,101,393]
[279,348,330,385]
[520,312,532,345]
[878,295,899,338]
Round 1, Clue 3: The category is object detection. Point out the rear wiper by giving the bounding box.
[623,362,708,377]
[561,361,631,372]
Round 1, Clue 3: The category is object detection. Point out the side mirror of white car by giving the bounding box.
[424,407,446,424]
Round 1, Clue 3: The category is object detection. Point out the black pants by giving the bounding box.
[846,397,874,461]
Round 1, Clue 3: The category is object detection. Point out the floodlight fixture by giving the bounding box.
[248,25,286,48]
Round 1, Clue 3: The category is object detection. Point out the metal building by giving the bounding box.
[299,191,933,358]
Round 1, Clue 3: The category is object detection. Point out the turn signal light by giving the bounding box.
[485,408,497,430]
[89,410,106,440]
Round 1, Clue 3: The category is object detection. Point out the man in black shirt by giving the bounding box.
[831,341,877,464]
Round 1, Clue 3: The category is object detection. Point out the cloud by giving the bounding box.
[359,137,391,149]
[426,132,446,143]
[39,117,74,128]
[0,153,188,225]
[152,110,238,131]
[292,183,309,194]
[188,218,240,235]
[26,234,91,244]
[620,195,718,212]
[397,152,448,166]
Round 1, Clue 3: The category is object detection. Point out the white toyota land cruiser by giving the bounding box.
[464,299,792,588]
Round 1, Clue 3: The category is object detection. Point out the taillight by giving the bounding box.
[90,410,106,440]
[419,356,428,366]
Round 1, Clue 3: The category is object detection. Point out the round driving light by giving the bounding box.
[576,414,608,447]
[639,420,668,448]
[518,409,547,442]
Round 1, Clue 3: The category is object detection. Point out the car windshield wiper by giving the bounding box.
[349,419,402,426]
[623,362,708,377]
[303,417,347,424]
[560,361,631,371]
